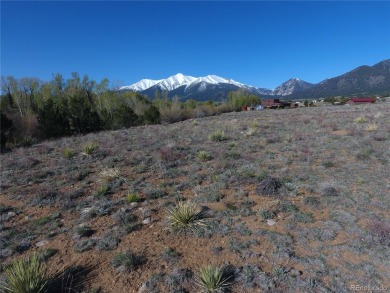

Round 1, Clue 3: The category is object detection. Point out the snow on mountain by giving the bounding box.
[121,73,256,92]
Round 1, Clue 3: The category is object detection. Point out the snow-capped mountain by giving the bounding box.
[272,78,314,96]
[120,73,272,101]
[120,59,390,101]
[121,73,255,92]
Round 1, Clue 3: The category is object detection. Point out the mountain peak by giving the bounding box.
[272,78,314,96]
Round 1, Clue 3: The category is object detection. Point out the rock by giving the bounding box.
[266,219,276,226]
[139,208,152,219]
[7,212,16,219]
[138,282,149,293]
[81,207,94,214]
[116,265,127,273]
[142,217,151,225]
[289,268,302,277]
[35,240,49,247]
[130,202,139,208]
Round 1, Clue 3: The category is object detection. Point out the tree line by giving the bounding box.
[0,73,261,151]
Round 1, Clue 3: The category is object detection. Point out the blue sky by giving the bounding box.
[1,1,389,89]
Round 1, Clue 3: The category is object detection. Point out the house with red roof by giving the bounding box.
[345,98,376,105]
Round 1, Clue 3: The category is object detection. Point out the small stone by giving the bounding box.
[130,202,139,208]
[81,207,93,214]
[35,240,49,247]
[138,282,149,293]
[142,217,151,225]
[289,269,302,277]
[266,219,276,226]
[7,211,16,218]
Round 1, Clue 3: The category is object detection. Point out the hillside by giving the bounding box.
[1,104,389,292]
[288,59,390,99]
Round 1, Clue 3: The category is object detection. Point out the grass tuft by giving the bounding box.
[195,265,232,292]
[1,253,48,293]
[81,143,99,156]
[111,251,144,272]
[209,130,227,142]
[62,147,76,159]
[197,150,212,161]
[166,201,207,233]
[126,193,141,203]
[99,167,121,184]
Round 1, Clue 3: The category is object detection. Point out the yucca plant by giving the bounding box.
[166,201,206,233]
[196,265,232,293]
[99,167,121,184]
[81,142,99,156]
[354,116,367,123]
[126,193,141,203]
[365,123,378,132]
[197,150,212,161]
[62,147,76,159]
[1,253,48,293]
[209,130,226,142]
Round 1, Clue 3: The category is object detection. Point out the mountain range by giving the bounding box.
[120,59,390,100]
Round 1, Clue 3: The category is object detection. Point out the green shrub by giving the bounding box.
[293,211,314,223]
[195,265,232,292]
[62,147,76,159]
[111,251,144,272]
[354,116,367,123]
[197,150,212,161]
[209,130,227,142]
[95,185,109,197]
[126,193,141,203]
[166,201,206,233]
[278,202,299,213]
[1,253,48,293]
[81,142,99,156]
[304,196,320,207]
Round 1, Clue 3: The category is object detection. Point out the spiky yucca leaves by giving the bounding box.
[197,150,212,161]
[196,265,232,293]
[365,123,378,131]
[209,130,226,142]
[99,167,121,184]
[81,142,99,156]
[1,253,48,293]
[62,147,76,159]
[166,201,206,233]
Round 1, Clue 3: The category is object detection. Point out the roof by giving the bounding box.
[348,98,376,103]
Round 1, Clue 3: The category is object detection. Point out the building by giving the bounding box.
[261,99,291,109]
[345,98,376,105]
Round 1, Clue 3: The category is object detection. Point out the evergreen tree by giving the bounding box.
[67,94,101,134]
[111,104,139,129]
[37,97,71,138]
[141,105,160,124]
[0,112,13,151]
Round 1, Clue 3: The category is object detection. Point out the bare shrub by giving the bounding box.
[256,176,285,196]
[319,183,340,197]
[368,217,390,246]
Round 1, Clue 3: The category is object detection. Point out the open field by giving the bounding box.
[1,104,389,292]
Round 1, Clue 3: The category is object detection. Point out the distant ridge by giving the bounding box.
[121,59,390,100]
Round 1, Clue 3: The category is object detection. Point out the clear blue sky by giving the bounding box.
[1,1,389,89]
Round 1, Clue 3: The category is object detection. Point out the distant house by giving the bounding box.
[262,99,291,109]
[345,98,376,105]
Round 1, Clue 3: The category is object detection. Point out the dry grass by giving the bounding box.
[1,103,389,292]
